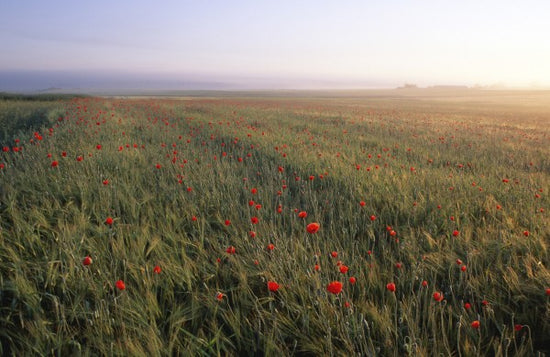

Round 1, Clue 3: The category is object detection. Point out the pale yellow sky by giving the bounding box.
[1,0,549,89]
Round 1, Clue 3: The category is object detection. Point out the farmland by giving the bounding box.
[0,90,549,355]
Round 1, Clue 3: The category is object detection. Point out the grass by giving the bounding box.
[0,90,549,356]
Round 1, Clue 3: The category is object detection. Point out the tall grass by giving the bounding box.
[0,94,549,355]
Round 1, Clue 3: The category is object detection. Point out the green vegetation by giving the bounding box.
[0,92,549,355]
[0,93,81,145]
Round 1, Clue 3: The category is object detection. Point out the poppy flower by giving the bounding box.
[267,281,280,292]
[82,256,92,266]
[251,216,259,224]
[359,201,366,207]
[226,246,236,254]
[461,265,467,272]
[370,215,376,221]
[546,288,550,296]
[464,303,471,310]
[224,220,231,226]
[51,161,59,167]
[306,223,320,234]
[331,251,338,258]
[514,324,523,332]
[452,230,459,237]
[153,265,161,274]
[386,282,396,292]
[523,230,529,237]
[339,265,349,274]
[327,281,343,295]
[298,211,307,219]
[421,280,428,287]
[471,320,480,329]
[105,217,114,225]
[115,280,126,290]
[349,277,356,285]
[433,292,444,302]
[216,292,224,301]
[267,243,274,251]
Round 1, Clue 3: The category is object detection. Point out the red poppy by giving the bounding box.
[226,246,236,254]
[314,264,320,271]
[224,220,231,226]
[421,280,428,287]
[298,211,307,219]
[216,292,224,301]
[327,281,343,295]
[267,281,280,292]
[306,223,320,234]
[349,276,356,285]
[105,217,114,225]
[471,320,480,329]
[82,256,92,266]
[464,303,471,310]
[267,243,274,251]
[386,282,396,292]
[115,280,126,290]
[339,265,349,274]
[51,161,59,167]
[359,201,366,207]
[433,292,444,302]
[153,265,161,274]
[546,288,550,296]
[452,230,459,237]
[514,324,523,332]
[251,216,259,224]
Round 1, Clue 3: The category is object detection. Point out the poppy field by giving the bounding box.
[0,91,549,355]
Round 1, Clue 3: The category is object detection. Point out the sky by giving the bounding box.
[1,0,550,91]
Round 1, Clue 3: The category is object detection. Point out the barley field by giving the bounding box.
[0,90,549,356]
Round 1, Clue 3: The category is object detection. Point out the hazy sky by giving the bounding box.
[1,0,550,89]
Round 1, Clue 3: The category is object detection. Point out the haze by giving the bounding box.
[1,0,549,91]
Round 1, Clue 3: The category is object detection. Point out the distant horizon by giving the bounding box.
[2,69,549,94]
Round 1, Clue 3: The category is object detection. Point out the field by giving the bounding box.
[0,90,549,356]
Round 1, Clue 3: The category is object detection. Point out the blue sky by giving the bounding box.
[1,0,549,90]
